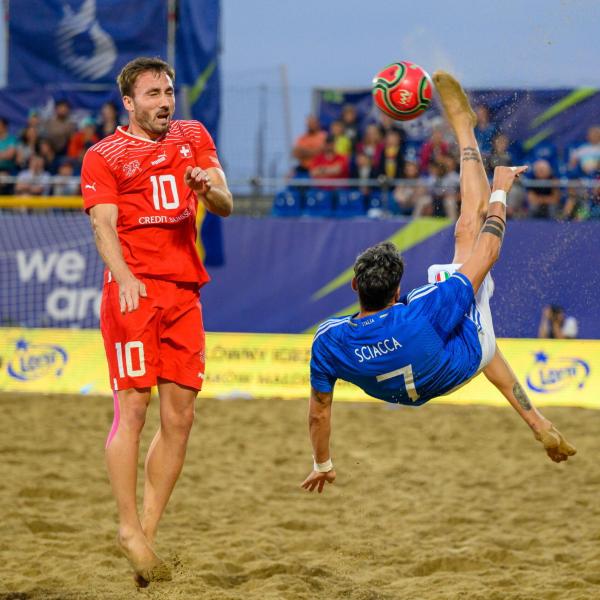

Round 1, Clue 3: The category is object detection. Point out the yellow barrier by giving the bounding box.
[0,328,597,408]
[0,195,83,209]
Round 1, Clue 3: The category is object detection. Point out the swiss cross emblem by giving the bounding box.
[179,144,192,158]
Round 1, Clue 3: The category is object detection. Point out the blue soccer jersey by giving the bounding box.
[310,272,482,405]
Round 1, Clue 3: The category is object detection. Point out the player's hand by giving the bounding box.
[492,165,528,193]
[117,275,147,314]
[301,469,336,493]
[184,166,212,195]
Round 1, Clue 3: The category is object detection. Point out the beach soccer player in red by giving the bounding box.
[81,57,233,586]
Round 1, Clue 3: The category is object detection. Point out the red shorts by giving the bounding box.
[100,276,205,391]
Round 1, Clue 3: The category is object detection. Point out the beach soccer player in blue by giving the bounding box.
[302,72,576,493]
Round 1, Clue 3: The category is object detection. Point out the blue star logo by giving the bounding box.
[534,351,549,363]
[15,338,29,351]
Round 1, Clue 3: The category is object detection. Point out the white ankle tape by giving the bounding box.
[313,458,333,473]
[489,190,507,206]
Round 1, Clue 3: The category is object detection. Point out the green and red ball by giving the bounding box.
[372,61,433,121]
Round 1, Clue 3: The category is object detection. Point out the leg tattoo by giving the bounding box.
[513,382,532,410]
[461,146,481,162]
[481,216,505,241]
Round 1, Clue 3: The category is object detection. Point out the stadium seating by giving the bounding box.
[335,189,365,217]
[272,189,303,217]
[304,188,334,217]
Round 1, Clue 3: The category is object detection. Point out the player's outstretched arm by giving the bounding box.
[184,166,233,217]
[459,166,527,293]
[301,387,336,493]
[89,203,147,313]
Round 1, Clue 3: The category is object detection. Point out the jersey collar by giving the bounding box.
[351,306,392,324]
[116,125,169,144]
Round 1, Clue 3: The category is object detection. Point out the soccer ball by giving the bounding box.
[372,61,433,121]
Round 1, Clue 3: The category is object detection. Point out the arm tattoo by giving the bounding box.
[513,382,532,410]
[461,146,481,162]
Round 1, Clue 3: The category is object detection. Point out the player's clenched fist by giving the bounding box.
[184,165,212,195]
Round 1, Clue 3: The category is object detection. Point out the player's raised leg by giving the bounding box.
[433,71,489,264]
[105,387,172,583]
[141,381,197,545]
[483,347,576,462]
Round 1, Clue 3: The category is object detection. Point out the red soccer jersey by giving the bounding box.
[81,120,222,285]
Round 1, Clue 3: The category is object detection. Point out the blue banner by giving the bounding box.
[2,215,598,338]
[8,0,167,88]
[315,87,600,159]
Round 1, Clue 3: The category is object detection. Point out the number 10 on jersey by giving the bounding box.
[151,174,180,210]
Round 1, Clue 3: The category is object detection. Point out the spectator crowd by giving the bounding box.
[0,100,121,197]
[280,104,600,220]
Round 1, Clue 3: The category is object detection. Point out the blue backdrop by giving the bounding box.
[1,215,598,339]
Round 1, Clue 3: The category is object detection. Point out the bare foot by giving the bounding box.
[117,529,172,586]
[432,70,477,132]
[533,423,577,463]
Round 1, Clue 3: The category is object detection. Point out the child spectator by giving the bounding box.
[329,120,352,157]
[15,154,51,196]
[52,158,80,196]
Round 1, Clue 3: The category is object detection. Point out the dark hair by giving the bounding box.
[117,56,175,98]
[353,242,404,311]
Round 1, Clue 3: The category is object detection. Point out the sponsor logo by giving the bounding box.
[526,351,590,394]
[122,160,141,177]
[179,144,192,158]
[7,338,68,382]
[84,182,96,192]
[151,153,167,166]
[397,89,413,106]
[138,208,192,226]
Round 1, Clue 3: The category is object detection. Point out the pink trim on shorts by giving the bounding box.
[105,391,120,449]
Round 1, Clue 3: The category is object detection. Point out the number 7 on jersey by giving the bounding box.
[376,364,420,402]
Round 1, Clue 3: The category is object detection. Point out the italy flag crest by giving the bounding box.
[435,271,451,282]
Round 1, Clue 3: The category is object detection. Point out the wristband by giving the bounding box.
[489,190,507,206]
[313,458,333,473]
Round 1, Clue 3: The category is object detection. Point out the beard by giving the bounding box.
[134,106,172,135]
